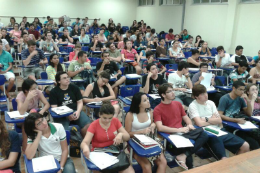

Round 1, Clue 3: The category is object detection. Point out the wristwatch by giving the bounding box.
[205,117,209,122]
[60,167,64,172]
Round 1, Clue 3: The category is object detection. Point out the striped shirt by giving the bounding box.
[21,48,45,66]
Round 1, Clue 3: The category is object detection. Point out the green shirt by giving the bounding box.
[68,61,91,79]
[0,50,13,72]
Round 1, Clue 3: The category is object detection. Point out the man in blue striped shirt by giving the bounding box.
[21,40,48,82]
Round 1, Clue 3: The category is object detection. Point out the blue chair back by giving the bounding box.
[59,57,64,63]
[184,51,192,58]
[12,98,17,111]
[82,46,89,52]
[211,47,217,56]
[89,57,102,66]
[66,130,70,145]
[0,75,6,86]
[120,85,140,97]
[166,64,178,71]
[120,67,125,74]
[215,76,227,86]
[41,72,48,80]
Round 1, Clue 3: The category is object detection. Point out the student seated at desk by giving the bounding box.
[96,52,126,97]
[229,61,249,85]
[188,84,249,160]
[0,120,21,173]
[156,38,167,58]
[251,50,260,64]
[215,46,232,68]
[24,113,76,173]
[230,45,252,66]
[139,45,152,59]
[194,35,202,48]
[79,28,90,44]
[40,31,59,53]
[125,92,167,173]
[198,41,211,57]
[58,28,73,44]
[134,33,145,50]
[90,34,106,53]
[165,28,175,43]
[154,83,209,170]
[49,71,91,137]
[249,58,260,84]
[244,84,260,116]
[83,70,120,118]
[187,49,200,68]
[179,29,189,42]
[169,40,184,62]
[81,101,135,173]
[168,61,194,107]
[142,51,166,74]
[16,79,50,151]
[218,81,260,150]
[69,44,91,62]
[46,53,65,81]
[106,42,122,67]
[183,36,193,48]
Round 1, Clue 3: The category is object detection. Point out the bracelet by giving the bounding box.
[205,117,209,122]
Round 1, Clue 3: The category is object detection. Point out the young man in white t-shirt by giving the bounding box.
[24,113,76,173]
[215,46,232,68]
[168,61,194,106]
[188,84,249,160]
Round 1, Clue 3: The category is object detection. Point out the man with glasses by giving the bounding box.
[96,52,126,96]
[68,51,92,93]
[40,31,59,53]
[154,83,208,170]
[218,81,260,150]
[0,39,15,99]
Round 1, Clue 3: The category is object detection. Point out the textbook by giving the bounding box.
[87,101,102,105]
[51,106,73,115]
[132,138,158,150]
[7,111,29,119]
[94,145,120,154]
[133,134,158,145]
[88,152,119,170]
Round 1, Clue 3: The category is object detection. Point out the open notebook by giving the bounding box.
[32,155,57,172]
[88,152,119,170]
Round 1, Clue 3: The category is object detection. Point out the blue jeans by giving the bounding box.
[63,157,76,173]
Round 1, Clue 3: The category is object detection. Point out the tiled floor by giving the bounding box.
[2,67,231,173]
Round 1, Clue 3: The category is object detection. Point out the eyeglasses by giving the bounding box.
[166,90,174,93]
[36,117,46,126]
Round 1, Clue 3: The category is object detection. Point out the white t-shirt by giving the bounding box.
[215,53,232,67]
[188,100,220,128]
[168,73,188,96]
[27,123,66,161]
[169,47,182,56]
[1,39,9,51]
[230,54,248,63]
[171,41,183,48]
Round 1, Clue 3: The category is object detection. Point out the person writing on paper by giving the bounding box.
[81,101,135,173]
[249,58,260,84]
[244,84,260,116]
[24,113,76,173]
[0,120,21,173]
[188,84,249,160]
[154,83,208,170]
[187,49,200,68]
[218,81,260,150]
[83,70,120,118]
[229,61,249,85]
[125,92,167,173]
[49,72,91,137]
[168,61,194,107]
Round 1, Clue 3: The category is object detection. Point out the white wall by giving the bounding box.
[136,0,183,34]
[0,0,137,27]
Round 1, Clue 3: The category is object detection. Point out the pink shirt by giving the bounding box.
[121,49,137,61]
[165,34,175,41]
[10,30,21,42]
[69,51,91,62]
[16,90,42,111]
[117,41,125,49]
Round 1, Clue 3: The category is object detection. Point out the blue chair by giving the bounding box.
[211,47,217,56]
[82,46,89,52]
[184,51,192,58]
[59,57,64,64]
[0,75,9,112]
[120,67,125,74]
[119,85,140,97]
[215,76,232,92]
[41,72,48,80]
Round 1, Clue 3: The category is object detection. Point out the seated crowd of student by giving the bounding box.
[1,17,260,173]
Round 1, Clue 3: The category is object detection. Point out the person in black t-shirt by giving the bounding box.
[90,34,106,52]
[96,52,126,96]
[1,28,11,44]
[49,71,91,137]
[58,28,73,44]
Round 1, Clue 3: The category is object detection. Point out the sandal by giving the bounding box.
[175,158,188,170]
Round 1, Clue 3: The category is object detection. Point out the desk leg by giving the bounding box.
[163,139,167,154]
[130,148,133,164]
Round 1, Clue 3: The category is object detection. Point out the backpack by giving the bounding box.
[123,65,138,85]
[80,70,94,87]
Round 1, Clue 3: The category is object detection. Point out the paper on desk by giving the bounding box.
[207,86,216,91]
[88,152,119,170]
[87,101,102,105]
[252,116,260,120]
[149,94,161,100]
[188,68,199,71]
[126,74,141,78]
[32,155,57,172]
[201,72,212,89]
[36,79,54,83]
[71,79,84,82]
[7,111,28,119]
[203,126,228,137]
[238,121,258,129]
[134,134,158,145]
[169,135,194,148]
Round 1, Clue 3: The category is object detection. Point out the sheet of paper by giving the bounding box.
[149,94,161,100]
[238,121,258,129]
[87,101,102,105]
[207,86,216,91]
[7,111,28,119]
[36,79,54,83]
[251,116,260,120]
[201,72,213,88]
[125,74,141,78]
[71,79,84,82]
[89,152,119,170]
[186,89,192,94]
[188,68,199,71]
[134,134,158,145]
[203,126,228,137]
[168,135,194,148]
[32,155,57,172]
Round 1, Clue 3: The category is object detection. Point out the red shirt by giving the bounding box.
[165,34,175,41]
[121,49,137,61]
[87,118,122,150]
[153,101,186,128]
[69,51,90,62]
[28,30,41,40]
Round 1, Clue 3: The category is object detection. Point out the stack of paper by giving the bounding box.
[126,74,141,78]
[32,155,57,172]
[134,134,158,145]
[51,106,73,115]
[88,152,119,170]
[238,121,258,129]
[168,135,194,148]
[201,72,213,89]
[87,101,102,105]
[36,79,54,83]
[149,94,161,100]
[7,111,29,119]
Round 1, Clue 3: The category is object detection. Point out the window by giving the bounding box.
[193,0,228,4]
[241,0,260,3]
[160,0,183,5]
[139,0,154,6]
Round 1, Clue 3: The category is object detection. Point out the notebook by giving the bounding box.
[32,155,57,172]
[7,111,29,119]
[88,152,119,170]
[51,106,73,115]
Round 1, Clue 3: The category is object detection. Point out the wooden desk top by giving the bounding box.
[185,149,260,173]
